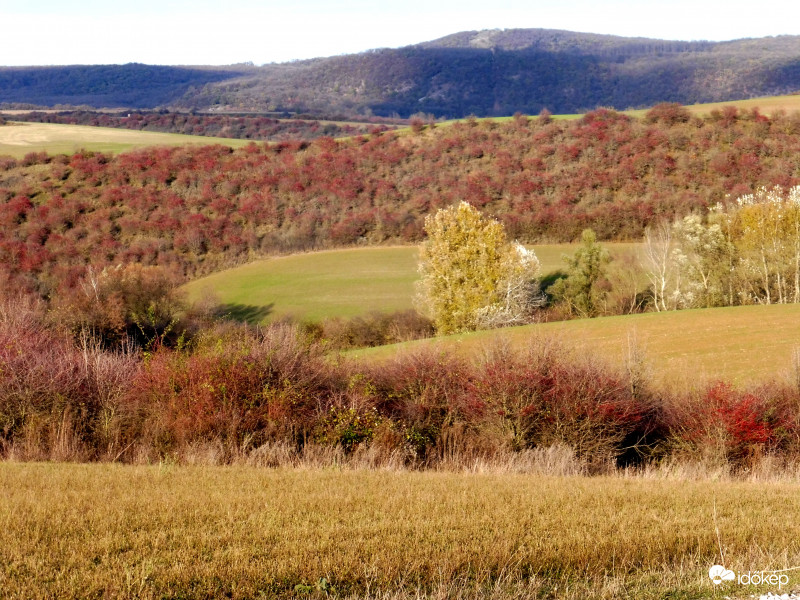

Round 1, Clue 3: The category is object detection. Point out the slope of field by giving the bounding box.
[0,121,250,157]
[684,94,800,117]
[2,463,798,599]
[351,304,800,387]
[181,244,641,321]
[184,246,420,321]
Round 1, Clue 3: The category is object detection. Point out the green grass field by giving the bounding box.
[0,121,251,158]
[1,462,798,599]
[435,93,800,128]
[351,303,800,388]
[182,244,640,322]
[184,246,421,321]
[183,244,800,386]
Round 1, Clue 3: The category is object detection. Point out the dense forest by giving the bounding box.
[2,30,800,117]
[8,111,398,141]
[0,63,244,108]
[2,104,800,300]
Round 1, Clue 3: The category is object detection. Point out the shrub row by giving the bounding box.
[1,299,799,470]
[300,309,435,350]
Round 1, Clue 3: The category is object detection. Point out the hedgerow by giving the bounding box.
[1,297,797,471]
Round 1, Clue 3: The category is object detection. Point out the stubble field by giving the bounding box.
[2,462,800,599]
[0,121,250,158]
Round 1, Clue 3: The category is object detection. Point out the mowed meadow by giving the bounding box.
[352,303,800,388]
[181,243,641,320]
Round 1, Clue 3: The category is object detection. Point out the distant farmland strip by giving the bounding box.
[0,121,251,158]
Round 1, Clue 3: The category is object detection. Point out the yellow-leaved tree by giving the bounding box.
[416,202,542,335]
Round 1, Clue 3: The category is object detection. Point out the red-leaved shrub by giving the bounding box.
[666,381,797,466]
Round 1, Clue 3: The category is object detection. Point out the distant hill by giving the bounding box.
[0,63,246,108]
[2,30,800,117]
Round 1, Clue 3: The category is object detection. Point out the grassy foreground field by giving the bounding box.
[182,244,640,321]
[0,121,250,157]
[1,463,799,599]
[352,303,800,388]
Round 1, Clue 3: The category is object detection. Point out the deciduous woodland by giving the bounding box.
[4,30,800,118]
[3,104,800,299]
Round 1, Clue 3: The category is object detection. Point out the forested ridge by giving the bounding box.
[2,29,800,117]
[0,63,244,108]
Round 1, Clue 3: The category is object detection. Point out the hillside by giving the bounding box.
[181,244,641,321]
[186,30,800,117]
[2,30,800,118]
[3,105,800,297]
[0,63,245,108]
[351,304,800,387]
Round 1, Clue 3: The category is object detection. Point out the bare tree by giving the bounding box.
[641,221,675,312]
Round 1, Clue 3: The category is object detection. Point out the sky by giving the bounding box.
[1,0,798,66]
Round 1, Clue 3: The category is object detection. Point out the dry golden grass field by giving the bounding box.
[670,94,800,117]
[0,121,250,158]
[2,462,800,599]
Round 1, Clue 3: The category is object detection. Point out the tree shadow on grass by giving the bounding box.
[540,270,567,297]
[214,303,274,325]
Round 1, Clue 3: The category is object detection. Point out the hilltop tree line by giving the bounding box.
[2,104,800,302]
[8,111,398,142]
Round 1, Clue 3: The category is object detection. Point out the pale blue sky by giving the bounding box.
[1,0,797,66]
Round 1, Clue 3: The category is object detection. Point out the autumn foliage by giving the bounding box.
[4,107,800,469]
[3,106,800,299]
[2,297,798,470]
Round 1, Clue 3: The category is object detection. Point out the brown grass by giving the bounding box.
[0,121,250,158]
[1,462,799,599]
